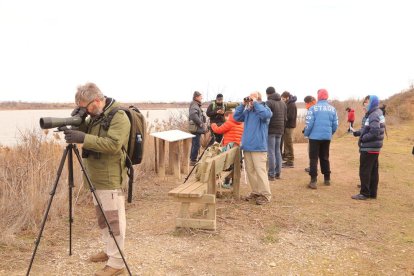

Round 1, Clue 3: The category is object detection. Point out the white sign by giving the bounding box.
[150,129,195,142]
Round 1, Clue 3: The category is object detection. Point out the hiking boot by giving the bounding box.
[282,162,294,168]
[89,251,109,263]
[324,175,331,186]
[255,196,270,205]
[304,167,310,173]
[242,193,259,202]
[94,266,125,276]
[268,176,276,181]
[308,177,317,189]
[190,160,197,166]
[275,173,280,179]
[351,194,369,200]
[357,184,361,188]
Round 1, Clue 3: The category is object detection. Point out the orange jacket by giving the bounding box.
[211,114,244,146]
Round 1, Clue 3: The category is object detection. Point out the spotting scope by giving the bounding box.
[39,108,87,129]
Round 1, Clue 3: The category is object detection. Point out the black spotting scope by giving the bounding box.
[39,108,87,129]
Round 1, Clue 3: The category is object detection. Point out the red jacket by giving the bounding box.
[347,109,355,122]
[211,114,244,146]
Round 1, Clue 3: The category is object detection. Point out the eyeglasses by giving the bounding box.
[84,99,95,109]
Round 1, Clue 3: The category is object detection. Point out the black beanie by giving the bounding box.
[216,93,223,99]
[266,87,276,95]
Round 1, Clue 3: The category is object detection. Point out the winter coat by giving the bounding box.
[210,114,244,146]
[358,96,385,152]
[189,100,206,133]
[266,93,287,135]
[304,100,338,140]
[285,96,297,128]
[206,100,226,125]
[234,101,272,151]
[80,98,130,190]
[347,109,355,122]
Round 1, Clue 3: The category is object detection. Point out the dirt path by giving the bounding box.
[2,123,414,275]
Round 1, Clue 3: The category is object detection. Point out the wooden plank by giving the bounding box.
[220,170,233,180]
[172,194,215,204]
[168,181,206,197]
[158,139,166,177]
[176,218,216,230]
[154,137,158,174]
[223,146,238,170]
[179,202,190,218]
[232,147,241,199]
[168,141,181,179]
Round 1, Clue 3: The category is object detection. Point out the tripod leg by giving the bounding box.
[68,145,74,256]
[26,147,69,276]
[72,146,132,276]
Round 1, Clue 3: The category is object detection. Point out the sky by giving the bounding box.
[0,0,413,103]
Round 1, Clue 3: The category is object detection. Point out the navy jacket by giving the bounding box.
[358,95,385,152]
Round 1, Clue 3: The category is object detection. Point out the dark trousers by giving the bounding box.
[359,152,379,198]
[348,121,354,132]
[308,139,331,178]
[190,133,201,161]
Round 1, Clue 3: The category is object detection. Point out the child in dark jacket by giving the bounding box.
[351,95,385,200]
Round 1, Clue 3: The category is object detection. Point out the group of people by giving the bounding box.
[188,87,386,205]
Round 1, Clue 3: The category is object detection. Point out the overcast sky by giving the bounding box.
[0,0,413,103]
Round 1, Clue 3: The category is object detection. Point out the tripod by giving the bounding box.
[26,144,132,276]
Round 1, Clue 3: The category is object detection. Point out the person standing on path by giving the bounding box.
[234,92,272,205]
[281,91,297,168]
[265,86,286,180]
[304,89,338,189]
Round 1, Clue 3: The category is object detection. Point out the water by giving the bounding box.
[0,108,306,146]
[0,108,188,146]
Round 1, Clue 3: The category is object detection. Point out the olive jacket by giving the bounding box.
[80,98,131,190]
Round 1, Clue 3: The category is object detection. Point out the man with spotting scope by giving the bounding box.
[63,82,130,276]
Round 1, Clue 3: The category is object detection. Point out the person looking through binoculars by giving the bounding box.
[63,82,130,276]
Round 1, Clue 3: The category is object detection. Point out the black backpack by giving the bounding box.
[103,106,147,203]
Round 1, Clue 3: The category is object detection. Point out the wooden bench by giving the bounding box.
[168,146,241,230]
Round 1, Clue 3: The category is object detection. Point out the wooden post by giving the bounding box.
[154,137,158,174]
[181,138,191,175]
[169,141,181,179]
[158,139,166,178]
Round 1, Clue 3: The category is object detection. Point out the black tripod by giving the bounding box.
[26,144,132,276]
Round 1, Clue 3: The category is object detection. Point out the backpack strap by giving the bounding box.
[102,107,121,131]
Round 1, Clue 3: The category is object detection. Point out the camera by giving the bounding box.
[39,108,87,130]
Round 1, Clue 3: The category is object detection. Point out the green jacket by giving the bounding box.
[81,99,130,190]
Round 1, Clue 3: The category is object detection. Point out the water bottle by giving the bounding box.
[134,134,143,164]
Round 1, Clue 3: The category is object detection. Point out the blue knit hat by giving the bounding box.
[367,95,379,111]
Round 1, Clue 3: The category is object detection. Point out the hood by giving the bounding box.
[367,95,379,112]
[288,95,297,104]
[268,93,281,101]
[228,113,242,125]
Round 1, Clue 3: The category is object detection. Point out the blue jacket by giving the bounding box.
[304,100,338,140]
[234,101,272,151]
[359,95,385,152]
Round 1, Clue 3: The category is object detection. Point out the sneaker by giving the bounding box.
[190,160,197,166]
[308,178,317,189]
[351,194,369,200]
[94,266,125,276]
[268,176,276,181]
[89,251,109,263]
[282,162,294,168]
[255,196,270,205]
[242,193,259,202]
[275,173,280,179]
[304,167,310,173]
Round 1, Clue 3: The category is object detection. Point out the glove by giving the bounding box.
[71,107,88,120]
[64,129,86,144]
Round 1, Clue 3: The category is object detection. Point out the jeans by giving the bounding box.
[267,134,282,177]
[359,152,379,197]
[190,133,201,161]
[308,139,331,178]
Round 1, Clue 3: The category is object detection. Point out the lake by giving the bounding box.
[0,108,306,146]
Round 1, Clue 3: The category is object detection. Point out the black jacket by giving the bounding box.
[285,96,297,128]
[206,100,226,125]
[266,93,287,135]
